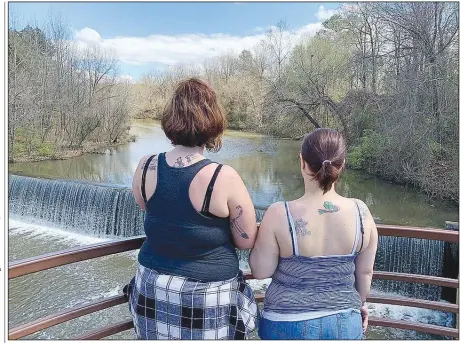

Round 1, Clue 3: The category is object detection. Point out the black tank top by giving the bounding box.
[137,152,239,282]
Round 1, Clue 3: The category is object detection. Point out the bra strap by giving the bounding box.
[201,164,223,214]
[141,154,157,203]
[285,202,299,256]
[353,201,365,253]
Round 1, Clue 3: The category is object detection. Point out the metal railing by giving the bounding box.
[8,224,459,340]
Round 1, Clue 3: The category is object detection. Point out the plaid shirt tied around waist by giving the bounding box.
[123,264,259,340]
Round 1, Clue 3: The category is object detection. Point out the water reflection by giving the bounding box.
[9,120,458,227]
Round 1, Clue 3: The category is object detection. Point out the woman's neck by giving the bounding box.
[172,145,204,156]
[301,178,337,199]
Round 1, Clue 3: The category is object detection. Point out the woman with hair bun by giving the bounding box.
[249,128,378,340]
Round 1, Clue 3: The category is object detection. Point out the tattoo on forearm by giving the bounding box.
[318,201,340,215]
[231,205,249,239]
[141,155,158,171]
[294,218,311,236]
[173,157,185,168]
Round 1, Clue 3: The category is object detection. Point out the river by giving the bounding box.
[8,120,458,339]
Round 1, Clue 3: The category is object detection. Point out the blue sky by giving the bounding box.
[9,2,340,81]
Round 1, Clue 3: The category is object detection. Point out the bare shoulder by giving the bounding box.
[219,164,241,180]
[262,202,286,225]
[350,198,377,239]
[350,198,372,219]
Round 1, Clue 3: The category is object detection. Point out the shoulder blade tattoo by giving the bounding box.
[230,205,249,239]
[318,201,340,215]
[141,155,158,171]
[294,218,311,236]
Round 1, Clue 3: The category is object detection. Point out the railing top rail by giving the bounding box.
[8,224,458,280]
[9,290,459,340]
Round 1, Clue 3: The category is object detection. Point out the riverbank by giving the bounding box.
[9,118,459,204]
[9,135,137,164]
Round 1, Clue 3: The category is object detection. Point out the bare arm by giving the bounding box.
[249,203,280,279]
[354,199,378,303]
[224,166,257,250]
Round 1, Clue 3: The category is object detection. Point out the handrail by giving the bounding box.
[373,271,459,288]
[376,224,459,243]
[8,295,128,340]
[76,320,134,340]
[8,236,146,279]
[369,317,459,338]
[8,223,459,340]
[8,224,459,280]
[74,317,460,340]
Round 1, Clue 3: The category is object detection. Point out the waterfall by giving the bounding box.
[9,175,445,300]
[9,175,144,238]
[373,236,444,300]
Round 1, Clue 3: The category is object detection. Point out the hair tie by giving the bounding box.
[322,160,332,166]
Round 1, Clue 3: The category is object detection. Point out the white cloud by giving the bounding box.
[75,27,101,43]
[73,19,325,69]
[314,5,337,21]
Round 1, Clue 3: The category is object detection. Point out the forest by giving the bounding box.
[8,14,132,163]
[8,3,459,202]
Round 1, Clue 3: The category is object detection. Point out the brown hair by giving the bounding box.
[301,128,346,194]
[161,78,226,152]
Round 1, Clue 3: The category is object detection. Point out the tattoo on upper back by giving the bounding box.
[354,199,369,220]
[185,154,197,163]
[318,201,340,215]
[172,154,200,167]
[173,157,185,168]
[141,155,158,171]
[230,205,249,239]
[294,218,311,236]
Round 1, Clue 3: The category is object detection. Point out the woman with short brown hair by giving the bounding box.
[124,78,259,340]
[250,128,378,340]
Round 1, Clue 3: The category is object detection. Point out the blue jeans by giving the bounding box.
[259,309,363,340]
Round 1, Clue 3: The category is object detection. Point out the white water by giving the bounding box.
[9,219,111,245]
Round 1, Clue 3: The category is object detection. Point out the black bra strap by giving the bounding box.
[201,164,223,214]
[141,154,157,203]
[354,202,365,253]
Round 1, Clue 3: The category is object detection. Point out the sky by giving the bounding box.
[9,2,340,82]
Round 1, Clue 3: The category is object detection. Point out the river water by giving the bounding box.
[8,120,458,339]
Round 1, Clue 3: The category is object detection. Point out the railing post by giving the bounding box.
[442,222,459,302]
[456,276,459,331]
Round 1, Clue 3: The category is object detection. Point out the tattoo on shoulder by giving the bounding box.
[318,201,340,215]
[173,157,185,168]
[354,200,369,219]
[231,205,249,239]
[141,155,158,171]
[294,218,311,236]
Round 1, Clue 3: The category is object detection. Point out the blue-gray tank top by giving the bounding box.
[263,201,364,317]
